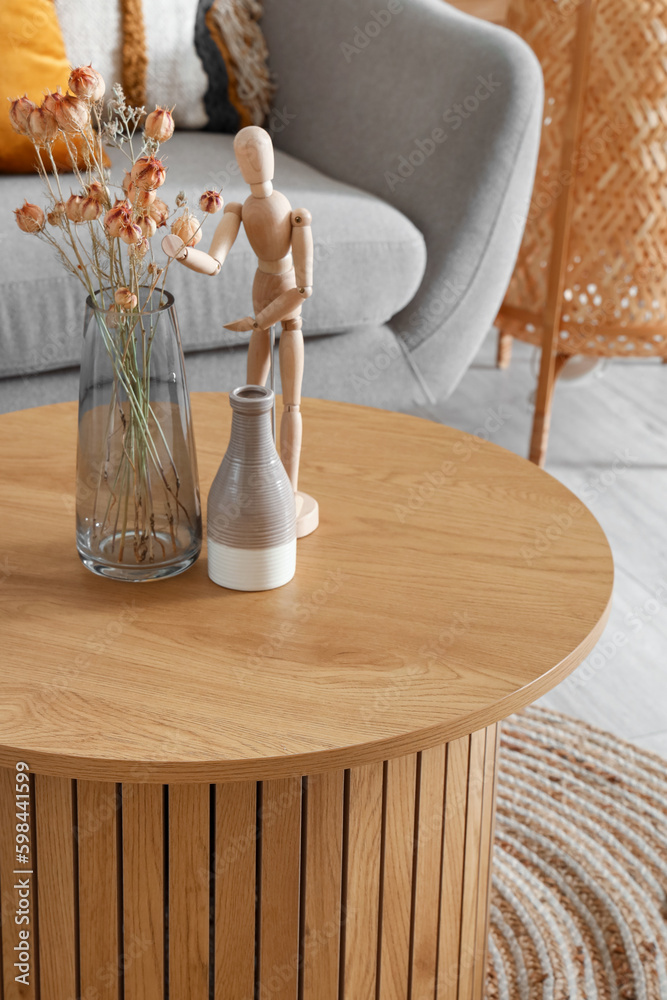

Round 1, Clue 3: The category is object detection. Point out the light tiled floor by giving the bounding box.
[411,331,667,757]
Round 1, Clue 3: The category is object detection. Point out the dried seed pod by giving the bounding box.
[170,210,201,248]
[86,180,107,203]
[137,214,157,239]
[55,94,89,134]
[15,201,45,233]
[148,197,169,227]
[144,106,175,142]
[131,155,166,191]
[134,189,156,209]
[68,65,105,102]
[8,96,37,135]
[43,89,65,117]
[104,200,131,237]
[199,189,224,214]
[65,194,85,222]
[114,286,138,309]
[81,196,103,221]
[27,106,58,145]
[118,218,143,244]
[47,202,66,226]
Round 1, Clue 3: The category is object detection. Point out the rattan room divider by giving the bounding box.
[497,0,667,464]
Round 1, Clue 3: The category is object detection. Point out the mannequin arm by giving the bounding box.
[210,202,243,263]
[161,203,242,276]
[256,288,306,327]
[291,208,313,296]
[224,287,306,332]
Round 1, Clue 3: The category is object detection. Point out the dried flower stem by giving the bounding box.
[12,76,208,565]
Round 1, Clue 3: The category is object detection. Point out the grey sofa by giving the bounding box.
[0,0,543,415]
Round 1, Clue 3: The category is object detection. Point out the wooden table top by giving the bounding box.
[0,394,613,782]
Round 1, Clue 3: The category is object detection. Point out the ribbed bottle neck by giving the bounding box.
[226,408,275,461]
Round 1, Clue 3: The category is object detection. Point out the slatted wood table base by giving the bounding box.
[0,727,498,1000]
[0,396,614,1000]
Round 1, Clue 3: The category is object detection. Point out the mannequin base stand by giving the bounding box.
[296,491,319,538]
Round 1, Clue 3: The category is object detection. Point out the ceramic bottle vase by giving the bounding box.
[207,386,297,590]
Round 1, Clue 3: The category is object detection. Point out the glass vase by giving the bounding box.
[76,288,202,581]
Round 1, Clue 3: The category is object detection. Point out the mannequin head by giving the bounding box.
[234,126,274,197]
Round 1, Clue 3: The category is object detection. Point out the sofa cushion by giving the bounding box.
[54,0,274,131]
[0,132,426,379]
[0,0,94,174]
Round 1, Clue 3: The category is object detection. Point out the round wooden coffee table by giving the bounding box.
[0,394,612,1000]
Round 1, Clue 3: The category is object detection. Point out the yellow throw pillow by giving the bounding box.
[0,0,95,173]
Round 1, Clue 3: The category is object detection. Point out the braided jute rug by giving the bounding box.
[488,706,667,1000]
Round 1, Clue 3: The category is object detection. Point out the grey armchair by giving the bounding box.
[0,0,542,413]
[262,0,544,401]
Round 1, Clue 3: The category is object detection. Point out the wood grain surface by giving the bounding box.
[78,780,120,1000]
[0,395,613,781]
[259,777,302,1000]
[33,775,77,1000]
[457,731,487,1000]
[215,781,256,1000]
[341,762,384,999]
[473,725,500,1000]
[302,770,345,1000]
[438,737,470,1000]
[168,784,210,1000]
[0,732,500,1000]
[411,744,447,1000]
[121,784,164,999]
[378,754,418,1000]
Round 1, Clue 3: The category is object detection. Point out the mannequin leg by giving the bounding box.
[247,327,271,386]
[279,318,304,491]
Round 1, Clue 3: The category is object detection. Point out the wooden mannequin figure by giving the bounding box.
[162,126,318,538]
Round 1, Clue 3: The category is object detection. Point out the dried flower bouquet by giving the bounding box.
[9,67,223,571]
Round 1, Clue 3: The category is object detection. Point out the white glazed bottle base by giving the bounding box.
[207,537,296,591]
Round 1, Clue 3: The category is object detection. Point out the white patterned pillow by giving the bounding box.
[54,0,274,131]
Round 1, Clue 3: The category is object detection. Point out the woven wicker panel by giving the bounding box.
[501,0,667,357]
